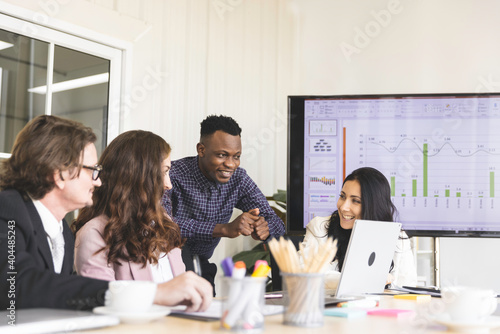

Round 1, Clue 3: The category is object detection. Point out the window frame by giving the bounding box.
[0,12,123,158]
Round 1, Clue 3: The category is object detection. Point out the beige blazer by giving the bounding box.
[74,215,185,281]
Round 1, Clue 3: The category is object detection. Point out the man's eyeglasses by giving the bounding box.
[82,164,103,181]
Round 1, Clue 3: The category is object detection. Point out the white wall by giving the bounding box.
[290,0,500,291]
[440,238,500,291]
[292,0,500,94]
[3,0,500,290]
[0,0,295,293]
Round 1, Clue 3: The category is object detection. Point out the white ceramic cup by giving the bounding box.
[441,286,497,322]
[105,280,157,313]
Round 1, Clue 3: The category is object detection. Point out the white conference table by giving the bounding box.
[78,295,500,334]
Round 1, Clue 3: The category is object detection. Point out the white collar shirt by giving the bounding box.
[32,199,65,273]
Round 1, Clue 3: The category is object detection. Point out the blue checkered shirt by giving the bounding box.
[162,156,285,259]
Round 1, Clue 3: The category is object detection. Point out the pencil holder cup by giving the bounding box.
[220,276,266,332]
[281,272,325,327]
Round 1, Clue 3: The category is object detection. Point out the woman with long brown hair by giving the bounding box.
[73,130,185,282]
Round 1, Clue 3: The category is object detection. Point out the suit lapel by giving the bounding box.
[168,248,185,276]
[129,260,153,281]
[24,198,55,272]
[127,250,185,280]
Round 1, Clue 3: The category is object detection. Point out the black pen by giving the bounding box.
[402,286,440,293]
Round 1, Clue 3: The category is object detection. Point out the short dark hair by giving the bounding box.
[0,115,96,199]
[200,115,242,139]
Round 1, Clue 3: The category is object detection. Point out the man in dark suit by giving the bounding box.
[0,115,212,312]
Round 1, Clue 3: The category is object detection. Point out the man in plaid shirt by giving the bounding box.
[162,115,285,290]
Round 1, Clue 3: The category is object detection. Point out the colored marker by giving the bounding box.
[254,260,268,270]
[232,261,247,278]
[221,257,234,277]
[251,264,271,278]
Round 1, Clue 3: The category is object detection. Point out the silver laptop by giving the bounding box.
[266,219,402,306]
[0,308,119,334]
[333,219,402,298]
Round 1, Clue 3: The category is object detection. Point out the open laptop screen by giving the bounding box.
[335,219,402,297]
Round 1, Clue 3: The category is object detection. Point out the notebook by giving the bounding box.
[170,301,284,321]
[0,308,119,333]
[333,219,402,298]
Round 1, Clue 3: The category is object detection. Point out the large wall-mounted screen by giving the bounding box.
[287,93,500,237]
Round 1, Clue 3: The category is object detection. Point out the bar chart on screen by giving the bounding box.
[345,118,500,228]
[293,93,500,235]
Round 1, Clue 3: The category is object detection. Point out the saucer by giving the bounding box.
[431,314,500,333]
[93,305,171,324]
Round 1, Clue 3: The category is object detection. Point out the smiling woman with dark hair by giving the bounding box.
[299,167,417,289]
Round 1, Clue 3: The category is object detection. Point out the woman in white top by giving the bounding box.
[300,167,417,289]
[73,130,185,282]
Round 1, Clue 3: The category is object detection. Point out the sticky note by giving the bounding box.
[367,308,414,318]
[394,294,432,302]
[324,308,367,319]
